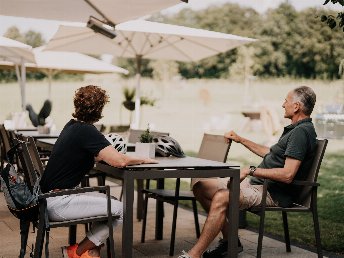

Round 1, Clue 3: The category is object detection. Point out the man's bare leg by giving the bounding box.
[193,180,229,238]
[187,189,230,258]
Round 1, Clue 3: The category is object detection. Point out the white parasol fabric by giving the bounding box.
[0,0,185,25]
[0,36,36,109]
[45,20,256,127]
[0,46,129,99]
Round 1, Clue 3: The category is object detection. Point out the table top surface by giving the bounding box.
[18,131,60,138]
[126,156,239,169]
[37,138,58,144]
[37,139,239,169]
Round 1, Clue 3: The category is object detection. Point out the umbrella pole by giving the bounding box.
[132,55,142,129]
[48,70,52,100]
[21,60,26,110]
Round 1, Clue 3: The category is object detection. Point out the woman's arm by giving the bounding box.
[96,146,158,167]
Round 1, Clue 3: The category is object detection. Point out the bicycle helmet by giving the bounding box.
[104,133,127,153]
[153,135,185,158]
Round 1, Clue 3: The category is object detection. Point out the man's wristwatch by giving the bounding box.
[249,166,257,176]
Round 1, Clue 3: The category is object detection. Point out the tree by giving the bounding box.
[3,26,25,43]
[153,4,261,79]
[320,0,344,31]
[24,30,45,47]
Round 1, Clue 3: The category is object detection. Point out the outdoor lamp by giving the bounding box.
[87,16,117,39]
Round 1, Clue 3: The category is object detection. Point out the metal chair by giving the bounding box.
[0,124,13,169]
[17,139,118,258]
[247,139,328,258]
[141,133,231,256]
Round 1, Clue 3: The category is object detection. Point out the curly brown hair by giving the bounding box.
[72,85,109,124]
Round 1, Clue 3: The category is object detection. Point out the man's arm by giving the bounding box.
[241,157,301,183]
[224,130,270,158]
[96,146,158,167]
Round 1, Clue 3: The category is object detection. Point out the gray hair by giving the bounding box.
[292,86,316,116]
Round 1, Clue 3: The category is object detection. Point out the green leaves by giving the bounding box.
[139,126,153,143]
[321,0,344,31]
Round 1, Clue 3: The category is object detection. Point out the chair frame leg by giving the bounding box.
[282,211,291,252]
[19,219,30,258]
[34,214,46,258]
[311,192,323,258]
[256,211,265,258]
[141,193,149,243]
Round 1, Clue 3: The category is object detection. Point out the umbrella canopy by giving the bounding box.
[45,20,256,128]
[0,36,35,63]
[0,36,35,109]
[0,46,129,99]
[31,46,128,74]
[0,0,185,25]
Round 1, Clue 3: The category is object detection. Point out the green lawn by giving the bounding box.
[168,151,344,255]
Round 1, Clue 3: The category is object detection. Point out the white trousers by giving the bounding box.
[47,192,123,246]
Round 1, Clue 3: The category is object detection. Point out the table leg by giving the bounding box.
[69,225,77,245]
[227,172,240,258]
[123,175,134,258]
[155,178,164,240]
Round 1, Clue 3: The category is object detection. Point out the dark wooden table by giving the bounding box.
[96,157,240,258]
[16,130,60,139]
[36,138,56,151]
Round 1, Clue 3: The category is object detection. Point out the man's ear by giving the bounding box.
[293,102,301,113]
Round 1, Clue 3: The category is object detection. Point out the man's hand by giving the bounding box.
[240,167,250,182]
[224,130,241,143]
[143,158,159,164]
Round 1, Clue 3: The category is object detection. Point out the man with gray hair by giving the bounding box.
[179,86,317,258]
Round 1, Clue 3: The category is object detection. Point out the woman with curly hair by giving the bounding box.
[40,85,157,258]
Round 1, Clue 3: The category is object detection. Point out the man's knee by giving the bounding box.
[212,189,230,208]
[193,180,218,201]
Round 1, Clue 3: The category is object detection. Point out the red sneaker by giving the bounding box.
[80,250,100,258]
[62,244,80,258]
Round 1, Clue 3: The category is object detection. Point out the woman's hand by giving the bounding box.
[143,158,159,164]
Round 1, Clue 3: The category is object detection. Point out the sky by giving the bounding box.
[0,0,341,42]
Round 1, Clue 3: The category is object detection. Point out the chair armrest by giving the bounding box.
[290,180,319,187]
[39,186,109,199]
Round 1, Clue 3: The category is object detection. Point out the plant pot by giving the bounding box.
[37,125,50,134]
[123,101,135,111]
[135,143,156,158]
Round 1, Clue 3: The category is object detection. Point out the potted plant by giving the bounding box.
[135,125,156,158]
[122,87,156,125]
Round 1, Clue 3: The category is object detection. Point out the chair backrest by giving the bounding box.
[0,124,12,153]
[127,129,169,143]
[16,140,40,192]
[298,139,328,207]
[25,136,45,177]
[197,133,231,162]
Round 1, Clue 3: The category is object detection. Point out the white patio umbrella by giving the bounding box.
[0,46,129,99]
[0,36,35,109]
[31,47,128,99]
[45,20,256,128]
[0,0,186,25]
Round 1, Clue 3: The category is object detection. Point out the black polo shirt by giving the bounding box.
[250,118,317,207]
[40,119,110,193]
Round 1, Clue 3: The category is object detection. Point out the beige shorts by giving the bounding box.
[191,177,278,209]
